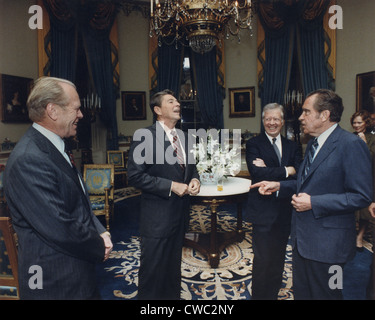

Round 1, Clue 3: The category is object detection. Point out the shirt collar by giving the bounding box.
[265,132,281,144]
[316,123,338,148]
[32,122,66,155]
[157,120,176,136]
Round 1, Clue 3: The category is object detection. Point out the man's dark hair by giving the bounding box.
[150,89,175,115]
[306,89,344,123]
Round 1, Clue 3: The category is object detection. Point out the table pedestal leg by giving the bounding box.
[209,201,219,268]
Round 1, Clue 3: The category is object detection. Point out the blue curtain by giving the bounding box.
[43,0,77,81]
[298,1,331,95]
[80,3,119,150]
[261,26,294,108]
[155,40,183,123]
[192,48,224,129]
[258,0,331,112]
[157,40,183,95]
[43,0,120,150]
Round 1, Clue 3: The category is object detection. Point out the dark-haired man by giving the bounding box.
[127,89,200,300]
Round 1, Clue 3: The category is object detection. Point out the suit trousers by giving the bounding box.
[251,222,290,300]
[292,246,344,300]
[137,222,185,300]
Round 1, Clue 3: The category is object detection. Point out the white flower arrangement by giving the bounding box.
[190,131,241,180]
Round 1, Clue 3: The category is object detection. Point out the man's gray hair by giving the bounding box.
[27,76,76,122]
[262,103,285,119]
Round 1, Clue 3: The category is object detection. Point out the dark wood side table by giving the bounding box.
[184,177,251,268]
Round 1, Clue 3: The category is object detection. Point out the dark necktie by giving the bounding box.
[302,138,319,182]
[64,145,77,170]
[171,130,185,170]
[272,137,281,165]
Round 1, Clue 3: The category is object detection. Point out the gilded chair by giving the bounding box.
[83,164,115,231]
[107,150,127,188]
[0,213,19,300]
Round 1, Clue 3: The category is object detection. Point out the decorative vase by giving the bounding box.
[200,172,220,185]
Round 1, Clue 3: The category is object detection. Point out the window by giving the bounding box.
[178,54,205,131]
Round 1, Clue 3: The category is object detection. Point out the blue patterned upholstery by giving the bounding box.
[107,151,124,168]
[83,164,115,231]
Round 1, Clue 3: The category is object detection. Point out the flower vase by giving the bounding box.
[200,172,220,185]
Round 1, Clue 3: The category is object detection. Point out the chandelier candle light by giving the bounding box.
[149,0,254,54]
[82,93,102,122]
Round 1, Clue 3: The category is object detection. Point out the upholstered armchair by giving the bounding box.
[83,164,115,231]
[107,150,127,188]
[0,164,5,204]
[0,214,19,300]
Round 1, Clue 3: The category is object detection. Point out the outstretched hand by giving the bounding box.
[250,181,280,195]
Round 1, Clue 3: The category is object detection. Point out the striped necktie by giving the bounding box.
[171,130,185,170]
[65,145,77,170]
[302,138,319,182]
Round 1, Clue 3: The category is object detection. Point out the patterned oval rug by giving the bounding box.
[103,204,294,300]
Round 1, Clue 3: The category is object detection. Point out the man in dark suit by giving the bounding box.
[4,76,112,299]
[246,103,302,300]
[251,89,373,299]
[127,89,200,300]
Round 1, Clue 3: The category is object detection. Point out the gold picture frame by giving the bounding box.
[229,86,255,118]
[122,91,146,120]
[0,74,33,123]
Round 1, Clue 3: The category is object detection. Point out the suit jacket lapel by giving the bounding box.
[261,133,281,166]
[154,122,186,178]
[299,126,340,188]
[30,127,89,201]
[280,136,291,167]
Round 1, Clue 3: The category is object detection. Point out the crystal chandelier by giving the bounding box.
[149,0,254,54]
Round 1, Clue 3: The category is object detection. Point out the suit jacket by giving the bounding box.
[127,122,199,238]
[246,133,302,228]
[4,126,106,299]
[279,125,373,263]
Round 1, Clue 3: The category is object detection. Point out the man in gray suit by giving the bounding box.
[4,76,112,299]
[127,89,200,300]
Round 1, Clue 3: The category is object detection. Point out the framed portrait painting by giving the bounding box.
[0,74,33,123]
[122,91,146,120]
[356,71,375,112]
[229,86,255,118]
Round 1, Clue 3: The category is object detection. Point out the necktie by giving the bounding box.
[171,130,185,170]
[65,144,86,192]
[65,146,76,169]
[272,137,281,165]
[302,138,319,182]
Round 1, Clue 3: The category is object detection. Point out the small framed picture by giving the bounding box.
[122,91,146,120]
[356,71,375,112]
[0,74,33,123]
[229,86,255,118]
